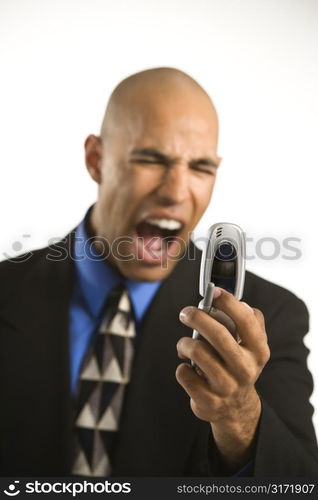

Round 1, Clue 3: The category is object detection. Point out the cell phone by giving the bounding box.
[192,222,246,342]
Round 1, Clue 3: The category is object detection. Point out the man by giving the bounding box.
[0,67,317,477]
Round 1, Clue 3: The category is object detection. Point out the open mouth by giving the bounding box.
[134,217,184,264]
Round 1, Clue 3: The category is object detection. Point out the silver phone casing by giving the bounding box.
[193,222,246,342]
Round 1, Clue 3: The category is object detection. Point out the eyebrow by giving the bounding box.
[131,148,170,164]
[191,157,219,168]
[130,147,219,168]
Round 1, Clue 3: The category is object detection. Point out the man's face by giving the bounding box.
[87,89,220,281]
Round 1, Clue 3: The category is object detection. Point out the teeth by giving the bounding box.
[145,217,182,231]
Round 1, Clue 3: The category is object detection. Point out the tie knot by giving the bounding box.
[107,285,130,312]
[104,285,133,331]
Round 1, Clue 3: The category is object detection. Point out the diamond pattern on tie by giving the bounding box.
[72,288,135,477]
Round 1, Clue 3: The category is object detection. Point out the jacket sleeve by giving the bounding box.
[253,295,318,476]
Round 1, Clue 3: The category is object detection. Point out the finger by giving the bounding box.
[253,307,265,329]
[212,288,267,349]
[175,362,220,413]
[179,308,244,372]
[176,337,237,396]
[208,309,241,342]
[209,309,237,336]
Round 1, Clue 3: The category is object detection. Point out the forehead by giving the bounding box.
[124,96,218,157]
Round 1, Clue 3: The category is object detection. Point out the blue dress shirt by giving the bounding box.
[69,216,161,395]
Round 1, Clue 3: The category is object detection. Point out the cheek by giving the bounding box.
[97,166,133,230]
[192,177,216,214]
[100,161,132,200]
[98,165,155,226]
[129,167,162,198]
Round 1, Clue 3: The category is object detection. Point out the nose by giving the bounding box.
[156,164,190,205]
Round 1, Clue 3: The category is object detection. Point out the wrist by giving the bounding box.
[210,391,261,470]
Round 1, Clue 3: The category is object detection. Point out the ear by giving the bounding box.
[84,134,103,184]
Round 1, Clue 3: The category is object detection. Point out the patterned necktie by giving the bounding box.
[72,286,136,476]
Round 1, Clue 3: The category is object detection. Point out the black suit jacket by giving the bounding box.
[0,232,318,476]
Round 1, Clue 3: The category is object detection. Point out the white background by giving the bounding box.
[1,0,317,430]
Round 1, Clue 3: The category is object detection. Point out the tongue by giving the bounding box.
[144,236,163,251]
[136,222,169,251]
[136,222,169,262]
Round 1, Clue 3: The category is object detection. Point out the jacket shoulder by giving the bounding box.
[244,269,308,320]
[0,246,47,280]
[0,233,74,300]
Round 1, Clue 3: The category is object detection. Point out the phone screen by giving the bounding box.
[211,241,237,294]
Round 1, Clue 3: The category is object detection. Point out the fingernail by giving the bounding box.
[213,287,222,299]
[179,307,193,323]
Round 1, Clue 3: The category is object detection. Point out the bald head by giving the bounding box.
[86,66,220,281]
[100,67,218,141]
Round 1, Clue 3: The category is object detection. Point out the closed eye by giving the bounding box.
[130,148,171,167]
[132,158,165,165]
[191,165,216,176]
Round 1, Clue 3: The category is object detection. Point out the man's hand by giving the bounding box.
[176,287,270,472]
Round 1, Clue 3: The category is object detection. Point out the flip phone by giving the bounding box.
[192,223,246,342]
